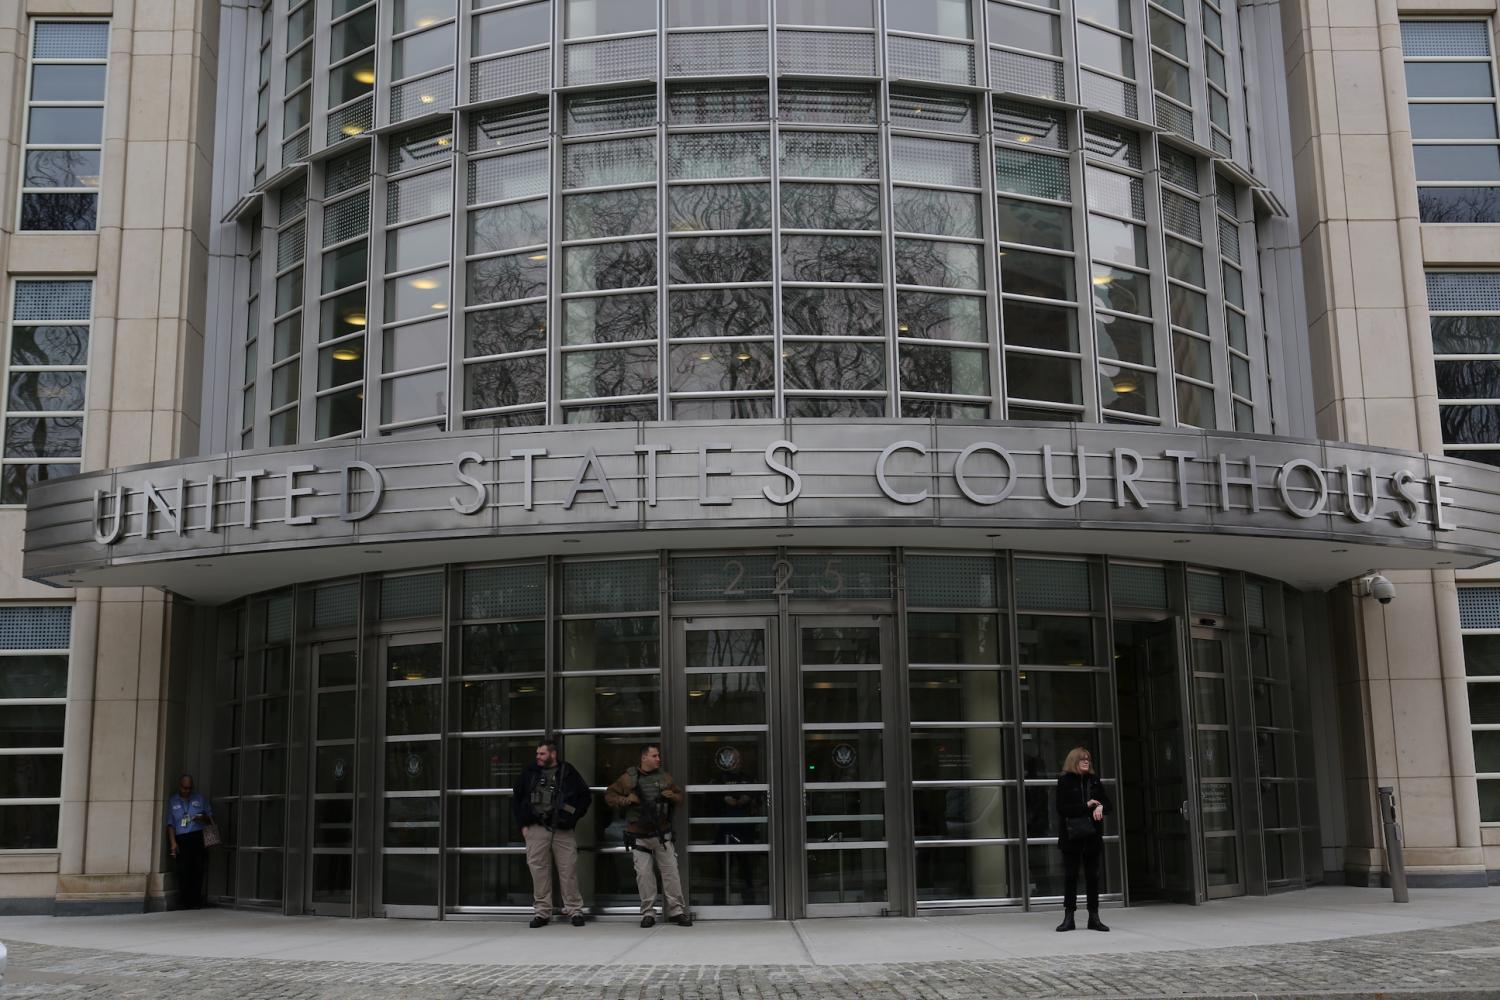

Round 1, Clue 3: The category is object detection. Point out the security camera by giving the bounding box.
[1357,573,1396,605]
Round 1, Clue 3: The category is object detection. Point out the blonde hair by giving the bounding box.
[1062,746,1093,775]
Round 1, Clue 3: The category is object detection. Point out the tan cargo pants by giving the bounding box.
[630,835,685,918]
[524,825,583,920]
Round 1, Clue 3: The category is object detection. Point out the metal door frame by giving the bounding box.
[1189,625,1245,900]
[374,629,445,919]
[306,638,360,916]
[669,613,781,920]
[787,612,901,918]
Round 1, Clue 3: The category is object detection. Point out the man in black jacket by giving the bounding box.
[512,738,591,927]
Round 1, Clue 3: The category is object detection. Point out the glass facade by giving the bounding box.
[230,0,1282,444]
[206,550,1321,917]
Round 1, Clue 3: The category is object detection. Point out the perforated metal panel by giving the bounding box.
[993,101,1067,150]
[1459,586,1500,629]
[564,34,657,86]
[564,88,657,136]
[326,97,373,146]
[1160,147,1199,192]
[1155,98,1194,141]
[1210,130,1231,157]
[907,555,998,609]
[325,147,371,197]
[891,135,980,187]
[1162,190,1202,240]
[313,583,359,629]
[322,193,369,246]
[12,281,92,323]
[990,48,1065,101]
[1110,563,1167,609]
[280,179,308,222]
[1427,272,1500,313]
[471,48,552,104]
[1015,558,1092,611]
[1086,166,1144,219]
[780,131,880,179]
[391,70,454,124]
[788,553,892,599]
[670,554,776,601]
[470,101,550,152]
[561,558,658,615]
[563,136,656,188]
[277,220,306,270]
[0,606,72,651]
[1218,216,1241,264]
[666,31,768,77]
[778,83,878,125]
[463,564,546,619]
[669,132,771,180]
[1084,121,1142,170]
[282,129,311,165]
[1245,582,1266,629]
[1401,20,1491,58]
[389,122,454,173]
[1188,572,1227,614]
[890,87,977,135]
[888,34,976,86]
[1081,70,1138,120]
[777,29,876,76]
[669,83,770,125]
[34,21,109,60]
[380,573,444,620]
[387,167,452,225]
[469,148,549,205]
[995,147,1069,200]
[266,594,293,642]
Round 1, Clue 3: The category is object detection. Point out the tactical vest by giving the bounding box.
[629,767,670,829]
[530,766,558,817]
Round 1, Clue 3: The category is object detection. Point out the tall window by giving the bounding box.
[1401,19,1500,223]
[0,606,70,851]
[1457,588,1500,825]
[2,280,92,505]
[19,20,109,232]
[1428,271,1500,466]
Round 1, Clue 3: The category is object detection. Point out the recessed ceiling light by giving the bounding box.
[352,68,376,85]
[332,346,361,362]
[409,277,439,290]
[343,311,367,327]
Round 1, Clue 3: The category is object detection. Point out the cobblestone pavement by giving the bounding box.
[5,918,1500,1000]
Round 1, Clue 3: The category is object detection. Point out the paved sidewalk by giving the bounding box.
[1,886,1498,998]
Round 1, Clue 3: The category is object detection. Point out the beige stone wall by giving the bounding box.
[0,0,215,909]
[1284,0,1491,883]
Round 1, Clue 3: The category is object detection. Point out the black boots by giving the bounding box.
[1087,911,1110,932]
[1055,910,1076,932]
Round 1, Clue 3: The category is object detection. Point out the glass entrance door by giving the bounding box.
[379,631,444,916]
[1113,618,1199,903]
[677,618,776,918]
[793,616,898,917]
[1191,629,1243,898]
[308,641,360,915]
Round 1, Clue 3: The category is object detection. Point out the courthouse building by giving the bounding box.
[0,0,1497,918]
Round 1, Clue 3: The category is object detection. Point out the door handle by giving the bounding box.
[1180,800,1190,820]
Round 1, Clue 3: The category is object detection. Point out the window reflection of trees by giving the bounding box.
[563,188,656,240]
[563,240,657,291]
[1419,187,1500,223]
[899,345,987,396]
[669,183,771,231]
[669,343,772,392]
[466,356,545,409]
[564,293,657,345]
[9,328,88,367]
[1442,404,1500,446]
[467,302,547,357]
[897,291,984,342]
[1433,315,1500,355]
[468,200,548,254]
[668,236,772,284]
[669,288,774,339]
[783,341,884,392]
[466,253,547,305]
[20,193,96,231]
[782,235,881,283]
[895,240,982,289]
[780,183,880,230]
[782,287,884,338]
[564,346,658,398]
[895,188,981,239]
[4,417,82,457]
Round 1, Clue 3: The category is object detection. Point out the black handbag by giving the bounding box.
[1064,779,1097,841]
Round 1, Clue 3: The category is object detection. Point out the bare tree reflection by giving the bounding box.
[20,193,96,231]
[1419,187,1500,224]
[467,254,547,305]
[897,291,984,342]
[669,183,771,231]
[564,240,656,291]
[669,287,774,339]
[669,236,771,284]
[469,199,548,254]
[1432,316,1500,355]
[669,342,772,393]
[563,188,655,240]
[783,287,884,339]
[9,327,88,367]
[782,236,882,283]
[895,239,982,289]
[895,189,982,239]
[467,302,547,357]
[780,183,880,230]
[565,346,657,398]
[564,294,657,345]
[899,344,988,396]
[783,341,884,392]
[466,355,545,409]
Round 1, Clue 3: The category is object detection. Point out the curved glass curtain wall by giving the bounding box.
[204,551,1322,913]
[233,0,1278,442]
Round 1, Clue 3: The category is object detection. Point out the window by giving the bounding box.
[3,280,92,504]
[1402,20,1500,223]
[269,182,308,445]
[0,606,70,850]
[565,0,656,38]
[1429,271,1500,466]
[317,147,373,440]
[20,21,109,232]
[1457,588,1500,824]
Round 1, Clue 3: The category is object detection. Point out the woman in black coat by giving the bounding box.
[1055,745,1112,932]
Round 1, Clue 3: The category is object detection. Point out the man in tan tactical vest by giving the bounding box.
[605,743,691,928]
